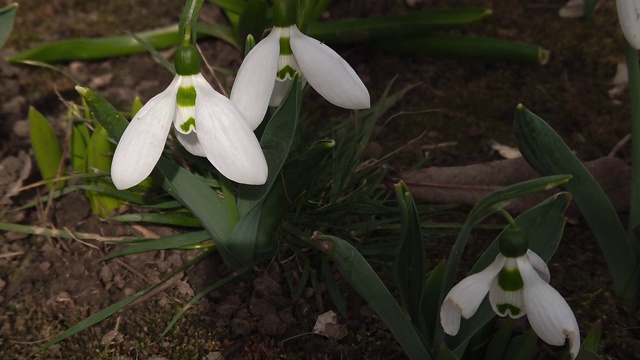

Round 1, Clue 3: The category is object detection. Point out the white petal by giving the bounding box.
[193,74,268,185]
[440,254,505,335]
[519,257,581,359]
[230,28,280,130]
[489,258,526,319]
[111,76,180,190]
[175,131,206,157]
[290,25,370,109]
[526,249,550,283]
[617,0,640,49]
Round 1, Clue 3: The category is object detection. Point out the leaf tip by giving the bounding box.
[75,85,89,96]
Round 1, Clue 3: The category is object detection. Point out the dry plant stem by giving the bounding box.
[198,44,227,96]
[0,222,138,242]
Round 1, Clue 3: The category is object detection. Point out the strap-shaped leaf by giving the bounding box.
[312,232,431,360]
[514,104,638,300]
[0,3,17,48]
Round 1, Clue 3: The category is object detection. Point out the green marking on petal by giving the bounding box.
[277,64,297,80]
[496,303,522,317]
[497,267,524,291]
[177,86,197,107]
[279,37,293,55]
[180,117,196,133]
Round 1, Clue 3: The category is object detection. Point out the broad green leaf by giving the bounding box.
[436,343,459,360]
[584,0,598,20]
[514,104,639,300]
[236,77,302,216]
[306,8,492,44]
[393,181,427,330]
[210,0,245,14]
[0,3,18,48]
[29,107,64,189]
[449,193,571,355]
[312,232,431,360]
[70,122,91,173]
[86,125,121,218]
[373,35,549,65]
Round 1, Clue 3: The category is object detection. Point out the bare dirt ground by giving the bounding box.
[1,0,639,359]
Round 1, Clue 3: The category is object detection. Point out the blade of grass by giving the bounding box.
[102,230,210,259]
[33,249,214,355]
[110,213,202,228]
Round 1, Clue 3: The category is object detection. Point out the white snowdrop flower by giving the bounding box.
[111,45,268,189]
[617,0,640,49]
[230,24,370,129]
[440,229,580,359]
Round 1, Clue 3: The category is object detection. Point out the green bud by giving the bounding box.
[498,226,529,258]
[273,0,296,27]
[174,45,200,76]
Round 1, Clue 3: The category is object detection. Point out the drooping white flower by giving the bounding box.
[617,0,640,49]
[440,249,580,359]
[111,47,268,189]
[230,24,370,129]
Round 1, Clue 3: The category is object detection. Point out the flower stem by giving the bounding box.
[179,0,204,45]
[625,40,640,237]
[498,209,518,229]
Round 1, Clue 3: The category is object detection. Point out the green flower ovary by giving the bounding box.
[497,266,524,291]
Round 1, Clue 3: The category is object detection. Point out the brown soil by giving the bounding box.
[1,0,639,359]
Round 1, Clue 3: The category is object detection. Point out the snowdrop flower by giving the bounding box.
[111,44,268,189]
[230,24,370,129]
[617,0,640,49]
[440,228,580,359]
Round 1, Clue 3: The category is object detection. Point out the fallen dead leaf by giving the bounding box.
[312,310,348,340]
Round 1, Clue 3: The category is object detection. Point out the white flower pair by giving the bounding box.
[111,25,369,189]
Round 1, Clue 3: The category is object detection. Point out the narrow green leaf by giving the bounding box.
[583,0,598,20]
[581,320,602,353]
[483,319,513,360]
[0,3,18,48]
[292,256,311,301]
[321,258,348,319]
[29,107,64,189]
[514,104,638,300]
[129,31,175,74]
[373,35,549,65]
[421,260,446,344]
[237,0,268,42]
[103,230,210,259]
[306,8,492,44]
[110,213,202,228]
[504,329,537,360]
[312,232,431,360]
[210,0,246,14]
[393,181,427,328]
[8,22,238,63]
[436,343,460,360]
